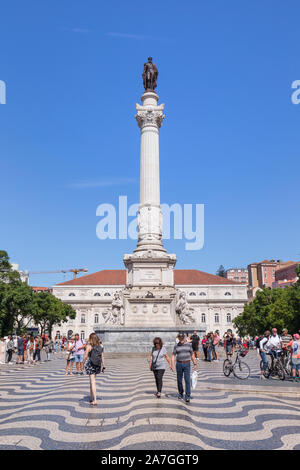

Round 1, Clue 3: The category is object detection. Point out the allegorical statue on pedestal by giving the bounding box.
[175,291,195,325]
[142,57,158,91]
[102,291,125,326]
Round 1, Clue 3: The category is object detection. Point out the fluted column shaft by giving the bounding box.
[134,92,165,253]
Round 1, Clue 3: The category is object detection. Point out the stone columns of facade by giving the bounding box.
[134,91,165,254]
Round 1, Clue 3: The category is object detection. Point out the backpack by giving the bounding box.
[89,346,103,367]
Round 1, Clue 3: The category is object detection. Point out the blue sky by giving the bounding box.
[1,0,299,286]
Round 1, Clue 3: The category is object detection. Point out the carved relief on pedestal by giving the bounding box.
[152,304,159,314]
[102,291,125,326]
[175,291,195,325]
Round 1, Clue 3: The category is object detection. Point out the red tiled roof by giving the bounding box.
[56,269,240,286]
[275,262,300,274]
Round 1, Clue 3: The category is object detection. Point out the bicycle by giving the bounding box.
[262,349,285,381]
[280,349,292,378]
[223,347,250,379]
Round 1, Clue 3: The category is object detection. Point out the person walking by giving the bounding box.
[149,337,171,398]
[201,335,208,361]
[212,331,220,361]
[26,336,35,365]
[0,338,6,364]
[23,335,28,363]
[6,336,14,364]
[259,330,271,380]
[16,335,24,364]
[83,333,105,406]
[286,333,300,382]
[65,335,75,375]
[206,332,213,362]
[74,334,86,375]
[171,332,197,403]
[44,336,52,361]
[33,335,42,363]
[191,331,200,360]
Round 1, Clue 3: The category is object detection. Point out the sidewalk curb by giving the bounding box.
[198,384,300,397]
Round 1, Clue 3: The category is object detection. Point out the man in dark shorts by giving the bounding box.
[224,329,234,359]
[191,330,200,359]
[16,336,24,364]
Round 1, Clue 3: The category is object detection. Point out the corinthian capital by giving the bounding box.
[135,104,165,129]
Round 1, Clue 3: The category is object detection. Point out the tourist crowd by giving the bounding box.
[0,333,69,365]
[1,326,300,407]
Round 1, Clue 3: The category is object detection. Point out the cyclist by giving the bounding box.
[259,330,271,380]
[281,328,293,369]
[286,333,300,382]
[268,328,282,359]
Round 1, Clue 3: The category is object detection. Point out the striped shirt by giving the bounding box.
[173,341,193,362]
[281,334,292,347]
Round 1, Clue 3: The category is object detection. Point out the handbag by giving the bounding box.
[151,348,161,371]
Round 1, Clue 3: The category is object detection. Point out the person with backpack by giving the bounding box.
[83,333,105,406]
[149,337,171,398]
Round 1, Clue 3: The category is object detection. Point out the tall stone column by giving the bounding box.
[134,91,166,254]
[123,60,176,293]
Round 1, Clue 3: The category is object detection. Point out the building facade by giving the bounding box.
[272,262,300,289]
[226,268,248,284]
[52,269,248,350]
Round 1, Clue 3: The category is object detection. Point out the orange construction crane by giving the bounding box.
[27,268,88,279]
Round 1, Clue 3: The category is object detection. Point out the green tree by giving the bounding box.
[32,291,76,337]
[234,284,300,337]
[216,265,226,277]
[0,250,21,283]
[0,280,36,335]
[0,250,31,336]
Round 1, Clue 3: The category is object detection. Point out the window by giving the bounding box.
[56,331,60,338]
[104,292,111,297]
[214,313,220,323]
[67,330,73,339]
[80,331,85,340]
[225,292,232,296]
[189,292,196,296]
[94,314,99,324]
[81,314,86,324]
[94,293,101,296]
[199,292,206,296]
[201,313,206,323]
[69,293,75,297]
[227,313,231,323]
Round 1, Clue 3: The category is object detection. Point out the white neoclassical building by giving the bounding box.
[52,269,247,351]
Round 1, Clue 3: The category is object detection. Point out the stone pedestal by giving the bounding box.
[94,327,205,352]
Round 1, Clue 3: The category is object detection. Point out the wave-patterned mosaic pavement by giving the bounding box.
[0,352,300,450]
